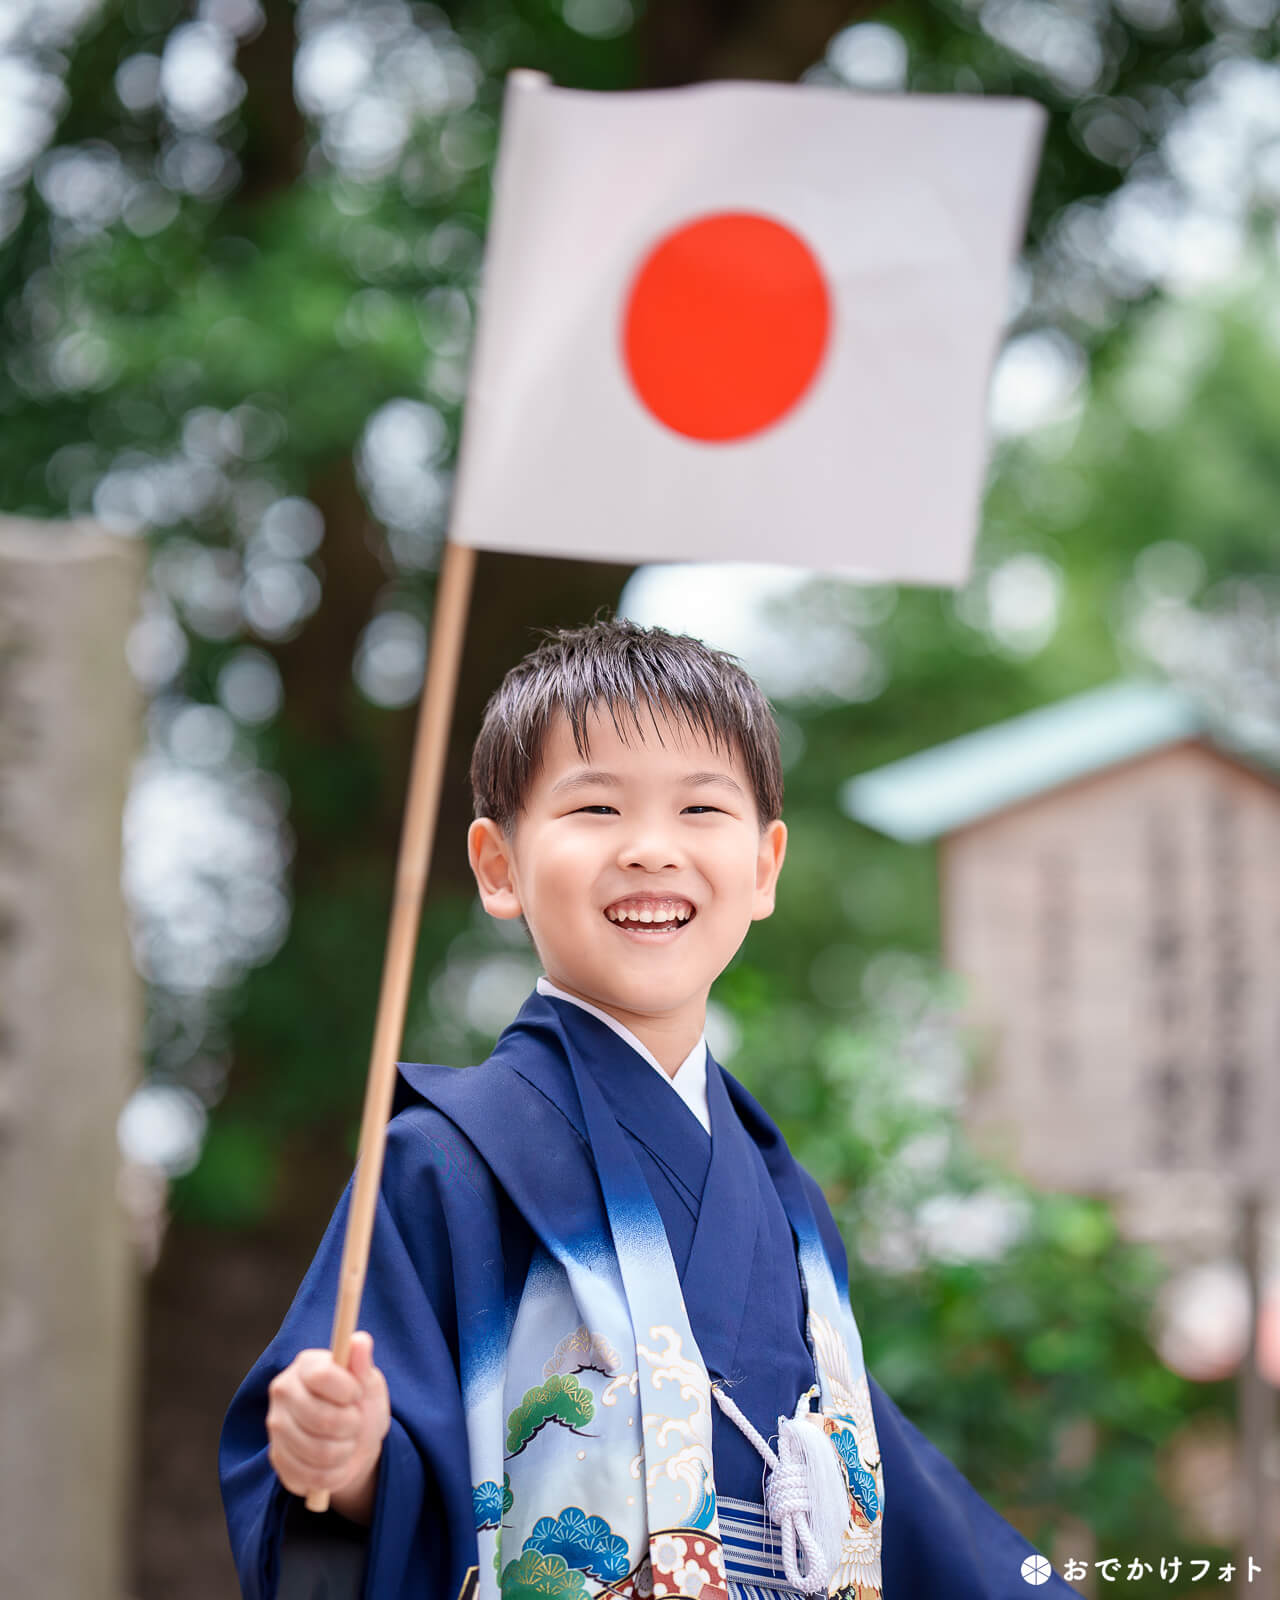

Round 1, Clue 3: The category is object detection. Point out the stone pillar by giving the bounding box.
[0,517,145,1600]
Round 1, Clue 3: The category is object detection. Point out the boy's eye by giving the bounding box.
[571,804,722,815]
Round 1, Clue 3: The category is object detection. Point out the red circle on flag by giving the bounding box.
[622,212,831,443]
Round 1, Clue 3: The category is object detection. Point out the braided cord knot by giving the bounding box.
[711,1383,848,1595]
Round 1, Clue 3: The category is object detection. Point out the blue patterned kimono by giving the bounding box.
[219,989,1081,1599]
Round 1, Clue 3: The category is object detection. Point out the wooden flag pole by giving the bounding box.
[304,537,476,1514]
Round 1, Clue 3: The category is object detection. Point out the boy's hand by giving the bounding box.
[266,1331,390,1515]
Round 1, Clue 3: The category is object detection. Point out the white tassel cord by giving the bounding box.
[711,1384,849,1595]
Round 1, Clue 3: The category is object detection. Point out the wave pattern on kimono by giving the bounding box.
[219,991,1083,1600]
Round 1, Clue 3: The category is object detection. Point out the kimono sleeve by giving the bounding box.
[797,1169,1084,1599]
[218,1108,496,1600]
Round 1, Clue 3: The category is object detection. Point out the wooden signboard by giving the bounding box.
[939,740,1280,1197]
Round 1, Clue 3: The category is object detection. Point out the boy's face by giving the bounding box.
[468,702,786,1035]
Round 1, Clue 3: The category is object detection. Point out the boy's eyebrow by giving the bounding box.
[550,767,746,797]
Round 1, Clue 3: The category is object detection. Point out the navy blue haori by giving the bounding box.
[220,989,1081,1599]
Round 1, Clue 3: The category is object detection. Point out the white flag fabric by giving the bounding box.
[450,73,1046,587]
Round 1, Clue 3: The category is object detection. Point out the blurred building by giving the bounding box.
[842,679,1280,1225]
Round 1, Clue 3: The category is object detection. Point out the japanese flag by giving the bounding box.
[450,72,1046,587]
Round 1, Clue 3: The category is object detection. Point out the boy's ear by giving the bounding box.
[751,819,788,921]
[468,818,524,920]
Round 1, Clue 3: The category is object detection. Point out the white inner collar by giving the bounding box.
[535,976,711,1135]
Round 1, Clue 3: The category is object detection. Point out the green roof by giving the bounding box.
[840,680,1210,844]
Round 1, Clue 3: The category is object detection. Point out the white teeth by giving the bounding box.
[605,901,693,925]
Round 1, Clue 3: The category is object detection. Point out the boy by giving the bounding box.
[220,618,1081,1599]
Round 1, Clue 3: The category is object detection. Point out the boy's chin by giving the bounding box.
[583,976,711,1017]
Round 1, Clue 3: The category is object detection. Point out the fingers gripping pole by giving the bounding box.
[305,539,476,1514]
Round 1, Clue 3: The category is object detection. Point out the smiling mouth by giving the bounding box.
[603,898,696,938]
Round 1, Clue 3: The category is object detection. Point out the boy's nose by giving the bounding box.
[617,832,682,872]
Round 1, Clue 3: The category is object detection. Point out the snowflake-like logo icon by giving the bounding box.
[1021,1553,1052,1586]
